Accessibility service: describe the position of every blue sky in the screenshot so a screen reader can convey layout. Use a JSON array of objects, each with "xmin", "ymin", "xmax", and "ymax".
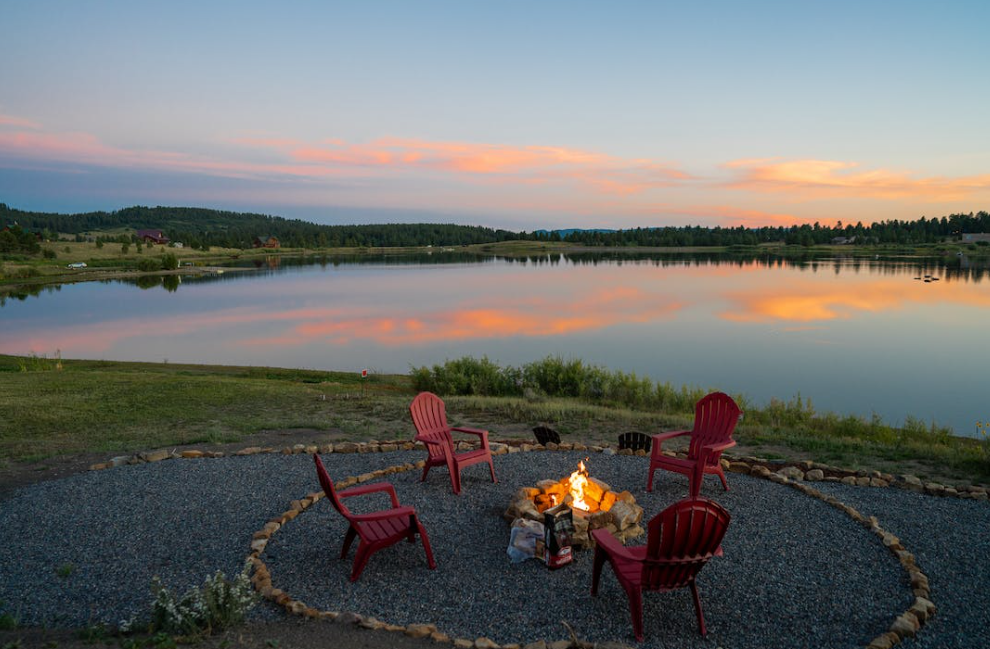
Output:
[{"xmin": 2, "ymin": 1, "xmax": 988, "ymax": 229}]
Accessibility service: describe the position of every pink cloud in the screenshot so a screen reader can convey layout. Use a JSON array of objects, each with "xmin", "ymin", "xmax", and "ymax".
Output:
[
  {"xmin": 725, "ymin": 158, "xmax": 990, "ymax": 201},
  {"xmin": 0, "ymin": 113, "xmax": 42, "ymax": 129}
]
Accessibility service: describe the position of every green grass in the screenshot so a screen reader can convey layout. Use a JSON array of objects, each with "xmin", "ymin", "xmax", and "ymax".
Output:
[{"xmin": 2, "ymin": 354, "xmax": 987, "ymax": 485}]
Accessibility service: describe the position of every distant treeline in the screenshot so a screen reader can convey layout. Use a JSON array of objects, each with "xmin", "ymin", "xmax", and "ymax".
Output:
[
  {"xmin": 2, "ymin": 203, "xmax": 988, "ymax": 250},
  {"xmin": 560, "ymin": 212, "xmax": 990, "ymax": 247}
]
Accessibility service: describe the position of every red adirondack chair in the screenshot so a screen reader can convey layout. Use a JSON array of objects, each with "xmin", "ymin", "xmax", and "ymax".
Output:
[
  {"xmin": 313, "ymin": 453, "xmax": 436, "ymax": 582},
  {"xmin": 409, "ymin": 391, "xmax": 497, "ymax": 495},
  {"xmin": 591, "ymin": 497, "xmax": 731, "ymax": 641},
  {"xmin": 647, "ymin": 392, "xmax": 741, "ymax": 497}
]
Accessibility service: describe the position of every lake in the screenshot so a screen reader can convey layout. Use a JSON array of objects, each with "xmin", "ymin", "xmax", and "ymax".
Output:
[{"xmin": 2, "ymin": 250, "xmax": 988, "ymax": 437}]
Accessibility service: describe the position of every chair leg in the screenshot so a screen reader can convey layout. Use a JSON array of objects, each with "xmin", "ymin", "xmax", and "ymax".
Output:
[
  {"xmin": 488, "ymin": 457, "xmax": 497, "ymax": 483},
  {"xmin": 717, "ymin": 466, "xmax": 730, "ymax": 491},
  {"xmin": 590, "ymin": 546, "xmax": 607, "ymax": 595},
  {"xmin": 340, "ymin": 526, "xmax": 357, "ymax": 559},
  {"xmin": 626, "ymin": 584, "xmax": 645, "ymax": 642},
  {"xmin": 646, "ymin": 464, "xmax": 656, "ymax": 492},
  {"xmin": 415, "ymin": 517, "xmax": 437, "ymax": 569},
  {"xmin": 690, "ymin": 581, "xmax": 707, "ymax": 636},
  {"xmin": 350, "ymin": 544, "xmax": 372, "ymax": 582},
  {"xmin": 420, "ymin": 462, "xmax": 432, "ymax": 483}
]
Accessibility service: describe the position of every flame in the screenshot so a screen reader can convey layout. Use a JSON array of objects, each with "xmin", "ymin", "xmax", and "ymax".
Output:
[{"xmin": 568, "ymin": 460, "xmax": 592, "ymax": 511}]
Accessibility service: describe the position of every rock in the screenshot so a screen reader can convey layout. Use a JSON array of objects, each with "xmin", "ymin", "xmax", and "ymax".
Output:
[
  {"xmin": 88, "ymin": 462, "xmax": 110, "ymax": 471},
  {"xmin": 474, "ymin": 638, "xmax": 499, "ymax": 649},
  {"xmin": 890, "ymin": 612, "xmax": 920, "ymax": 638},
  {"xmin": 109, "ymin": 455, "xmax": 131, "ymax": 467},
  {"xmin": 454, "ymin": 640, "xmax": 474, "ymax": 649},
  {"xmin": 335, "ymin": 611, "xmax": 362, "ymax": 625},
  {"xmin": 404, "ymin": 623, "xmax": 436, "ymax": 638},
  {"xmin": 602, "ymin": 447, "xmax": 616, "ymax": 455},
  {"xmin": 235, "ymin": 446, "xmax": 263, "ymax": 456},
  {"xmin": 855, "ymin": 477, "xmax": 871, "ymax": 487},
  {"xmin": 866, "ymin": 632, "xmax": 899, "ymax": 649},
  {"xmin": 776, "ymin": 466, "xmax": 804, "ymax": 480},
  {"xmin": 549, "ymin": 641, "xmax": 571, "ymax": 649},
  {"xmin": 335, "ymin": 442, "xmax": 359, "ymax": 454},
  {"xmin": 909, "ymin": 596, "xmax": 936, "ymax": 623},
  {"xmin": 925, "ymin": 483, "xmax": 946, "ymax": 496},
  {"xmin": 142, "ymin": 449, "xmax": 171, "ymax": 463},
  {"xmin": 522, "ymin": 642, "xmax": 547, "ymax": 649},
  {"xmin": 727, "ymin": 462, "xmax": 750, "ymax": 474},
  {"xmin": 304, "ymin": 445, "xmax": 318, "ymax": 454},
  {"xmin": 180, "ymin": 450, "xmax": 204, "ymax": 458},
  {"xmin": 430, "ymin": 632, "xmax": 450, "ymax": 643},
  {"xmin": 805, "ymin": 469, "xmax": 825, "ymax": 481}
]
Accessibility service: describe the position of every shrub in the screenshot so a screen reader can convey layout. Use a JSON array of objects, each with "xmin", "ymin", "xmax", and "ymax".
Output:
[
  {"xmin": 161, "ymin": 253, "xmax": 179, "ymax": 270},
  {"xmin": 43, "ymin": 248, "xmax": 57, "ymax": 259},
  {"xmin": 149, "ymin": 564, "xmax": 256, "ymax": 636},
  {"xmin": 138, "ymin": 258, "xmax": 160, "ymax": 272}
]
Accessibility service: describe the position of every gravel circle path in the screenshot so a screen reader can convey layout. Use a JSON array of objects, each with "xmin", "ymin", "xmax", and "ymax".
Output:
[{"xmin": 1, "ymin": 450, "xmax": 985, "ymax": 648}]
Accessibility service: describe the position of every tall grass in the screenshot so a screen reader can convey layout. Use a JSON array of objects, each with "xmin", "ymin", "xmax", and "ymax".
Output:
[{"xmin": 411, "ymin": 355, "xmax": 707, "ymax": 413}]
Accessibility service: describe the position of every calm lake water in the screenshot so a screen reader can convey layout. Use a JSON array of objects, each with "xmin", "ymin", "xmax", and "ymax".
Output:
[{"xmin": 2, "ymin": 251, "xmax": 989, "ymax": 437}]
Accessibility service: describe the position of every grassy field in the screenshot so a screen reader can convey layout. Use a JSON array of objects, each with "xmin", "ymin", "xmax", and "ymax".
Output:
[{"xmin": 2, "ymin": 354, "xmax": 987, "ymax": 485}]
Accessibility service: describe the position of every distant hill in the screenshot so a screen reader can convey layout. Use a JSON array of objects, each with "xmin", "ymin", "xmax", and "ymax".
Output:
[{"xmin": 0, "ymin": 204, "xmax": 531, "ymax": 250}]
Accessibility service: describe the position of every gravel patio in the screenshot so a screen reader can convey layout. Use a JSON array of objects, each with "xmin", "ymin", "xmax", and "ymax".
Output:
[{"xmin": 1, "ymin": 448, "xmax": 987, "ymax": 648}]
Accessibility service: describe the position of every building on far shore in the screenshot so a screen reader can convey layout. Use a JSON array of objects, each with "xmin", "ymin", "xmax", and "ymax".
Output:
[
  {"xmin": 253, "ymin": 235, "xmax": 280, "ymax": 249},
  {"xmin": 137, "ymin": 229, "xmax": 170, "ymax": 245},
  {"xmin": 961, "ymin": 233, "xmax": 990, "ymax": 243}
]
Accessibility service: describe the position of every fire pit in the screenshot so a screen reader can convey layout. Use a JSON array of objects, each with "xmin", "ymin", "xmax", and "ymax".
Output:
[{"xmin": 504, "ymin": 459, "xmax": 644, "ymax": 549}]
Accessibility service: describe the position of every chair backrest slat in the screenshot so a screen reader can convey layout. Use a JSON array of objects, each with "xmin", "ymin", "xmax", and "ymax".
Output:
[
  {"xmin": 643, "ymin": 498, "xmax": 730, "ymax": 591},
  {"xmin": 314, "ymin": 453, "xmax": 350, "ymax": 517},
  {"xmin": 410, "ymin": 392, "xmax": 455, "ymax": 461},
  {"xmin": 687, "ymin": 392, "xmax": 741, "ymax": 463}
]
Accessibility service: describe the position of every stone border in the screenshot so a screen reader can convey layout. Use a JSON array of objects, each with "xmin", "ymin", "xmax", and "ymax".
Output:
[{"xmin": 221, "ymin": 441, "xmax": 941, "ymax": 649}]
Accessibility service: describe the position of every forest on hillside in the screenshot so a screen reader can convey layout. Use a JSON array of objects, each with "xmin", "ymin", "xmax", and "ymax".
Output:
[{"xmin": 2, "ymin": 203, "xmax": 988, "ymax": 251}]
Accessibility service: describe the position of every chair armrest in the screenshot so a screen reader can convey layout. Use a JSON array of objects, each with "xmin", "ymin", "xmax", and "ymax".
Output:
[
  {"xmin": 349, "ymin": 506, "xmax": 416, "ymax": 523},
  {"xmin": 338, "ymin": 481, "xmax": 401, "ymax": 508},
  {"xmin": 651, "ymin": 429, "xmax": 689, "ymax": 455},
  {"xmin": 590, "ymin": 528, "xmax": 639, "ymax": 563},
  {"xmin": 415, "ymin": 433, "xmax": 448, "ymax": 448},
  {"xmin": 704, "ymin": 439, "xmax": 737, "ymax": 453},
  {"xmin": 696, "ymin": 439, "xmax": 737, "ymax": 467},
  {"xmin": 452, "ymin": 427, "xmax": 489, "ymax": 447}
]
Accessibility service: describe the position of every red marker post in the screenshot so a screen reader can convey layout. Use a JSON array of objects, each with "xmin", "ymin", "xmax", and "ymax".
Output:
[{"xmin": 361, "ymin": 369, "xmax": 368, "ymax": 396}]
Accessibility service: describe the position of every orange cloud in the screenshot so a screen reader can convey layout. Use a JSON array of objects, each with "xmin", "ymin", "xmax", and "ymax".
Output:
[
  {"xmin": 239, "ymin": 135, "xmax": 691, "ymax": 194},
  {"xmin": 725, "ymin": 158, "xmax": 990, "ymax": 201}
]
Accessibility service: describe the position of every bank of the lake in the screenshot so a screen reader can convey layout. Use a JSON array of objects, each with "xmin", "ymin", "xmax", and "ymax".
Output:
[{"xmin": 1, "ymin": 355, "xmax": 986, "ymax": 488}]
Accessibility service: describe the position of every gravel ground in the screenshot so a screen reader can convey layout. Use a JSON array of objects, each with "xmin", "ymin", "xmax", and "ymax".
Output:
[
  {"xmin": 811, "ymin": 481, "xmax": 990, "ymax": 649},
  {"xmin": 0, "ymin": 449, "xmax": 979, "ymax": 649}
]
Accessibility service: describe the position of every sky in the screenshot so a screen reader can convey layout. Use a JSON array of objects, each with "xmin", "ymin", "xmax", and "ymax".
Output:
[{"xmin": 2, "ymin": 1, "xmax": 989, "ymax": 231}]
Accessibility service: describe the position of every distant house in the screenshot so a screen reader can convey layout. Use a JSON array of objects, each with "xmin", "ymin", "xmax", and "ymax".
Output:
[
  {"xmin": 137, "ymin": 229, "xmax": 170, "ymax": 245},
  {"xmin": 831, "ymin": 236, "xmax": 856, "ymax": 245},
  {"xmin": 253, "ymin": 235, "xmax": 280, "ymax": 249},
  {"xmin": 961, "ymin": 233, "xmax": 990, "ymax": 243}
]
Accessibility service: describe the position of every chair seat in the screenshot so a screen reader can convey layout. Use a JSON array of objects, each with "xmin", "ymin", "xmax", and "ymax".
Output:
[
  {"xmin": 356, "ymin": 516, "xmax": 410, "ymax": 542},
  {"xmin": 455, "ymin": 448, "xmax": 490, "ymax": 463},
  {"xmin": 652, "ymin": 455, "xmax": 697, "ymax": 471}
]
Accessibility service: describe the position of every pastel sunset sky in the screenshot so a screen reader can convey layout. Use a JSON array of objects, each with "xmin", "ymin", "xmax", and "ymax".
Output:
[{"xmin": 2, "ymin": 1, "xmax": 988, "ymax": 230}]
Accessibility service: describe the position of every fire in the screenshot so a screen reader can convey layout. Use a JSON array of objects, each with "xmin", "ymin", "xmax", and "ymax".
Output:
[{"xmin": 568, "ymin": 460, "xmax": 592, "ymax": 511}]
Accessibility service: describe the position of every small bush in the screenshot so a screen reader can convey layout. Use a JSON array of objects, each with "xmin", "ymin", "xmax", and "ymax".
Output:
[
  {"xmin": 160, "ymin": 253, "xmax": 179, "ymax": 270},
  {"xmin": 138, "ymin": 258, "xmax": 160, "ymax": 272},
  {"xmin": 149, "ymin": 564, "xmax": 256, "ymax": 636},
  {"xmin": 42, "ymin": 248, "xmax": 57, "ymax": 259}
]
